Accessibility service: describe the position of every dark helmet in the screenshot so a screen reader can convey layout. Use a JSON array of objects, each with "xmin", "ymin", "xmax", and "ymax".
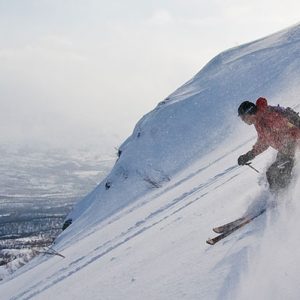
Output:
[{"xmin": 238, "ymin": 101, "xmax": 257, "ymax": 116}]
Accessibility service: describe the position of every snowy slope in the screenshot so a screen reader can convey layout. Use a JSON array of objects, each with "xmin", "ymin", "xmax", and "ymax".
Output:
[{"xmin": 2, "ymin": 23, "xmax": 300, "ymax": 300}]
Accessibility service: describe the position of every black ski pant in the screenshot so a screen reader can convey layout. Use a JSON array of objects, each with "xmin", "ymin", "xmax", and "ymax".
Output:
[{"xmin": 266, "ymin": 152, "xmax": 295, "ymax": 192}]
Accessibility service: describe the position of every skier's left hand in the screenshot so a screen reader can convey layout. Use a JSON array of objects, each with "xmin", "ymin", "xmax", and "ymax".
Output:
[{"xmin": 238, "ymin": 151, "xmax": 255, "ymax": 165}]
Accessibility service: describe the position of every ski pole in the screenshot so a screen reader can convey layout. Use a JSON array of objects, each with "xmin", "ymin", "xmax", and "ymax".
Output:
[{"xmin": 245, "ymin": 162, "xmax": 260, "ymax": 173}]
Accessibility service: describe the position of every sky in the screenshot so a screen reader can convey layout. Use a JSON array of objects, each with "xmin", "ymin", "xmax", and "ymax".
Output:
[{"xmin": 1, "ymin": 0, "xmax": 300, "ymax": 152}]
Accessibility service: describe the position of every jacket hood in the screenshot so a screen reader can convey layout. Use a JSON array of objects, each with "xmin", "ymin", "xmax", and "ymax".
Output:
[{"xmin": 256, "ymin": 97, "xmax": 268, "ymax": 112}]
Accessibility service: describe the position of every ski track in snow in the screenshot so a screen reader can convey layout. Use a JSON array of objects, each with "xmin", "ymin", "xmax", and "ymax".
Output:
[
  {"xmin": 7, "ymin": 136, "xmax": 258, "ymax": 300},
  {"xmin": 57, "ymin": 137, "xmax": 253, "ymax": 252},
  {"xmin": 9, "ymin": 156, "xmax": 243, "ymax": 300}
]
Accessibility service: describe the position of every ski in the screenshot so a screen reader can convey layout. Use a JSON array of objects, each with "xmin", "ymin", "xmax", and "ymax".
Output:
[
  {"xmin": 207, "ymin": 209, "xmax": 266, "ymax": 245},
  {"xmin": 213, "ymin": 217, "xmax": 246, "ymax": 234},
  {"xmin": 207, "ymin": 218, "xmax": 252, "ymax": 245}
]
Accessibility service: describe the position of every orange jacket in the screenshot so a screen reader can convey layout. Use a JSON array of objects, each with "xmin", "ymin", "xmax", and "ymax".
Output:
[{"xmin": 252, "ymin": 97, "xmax": 300, "ymax": 156}]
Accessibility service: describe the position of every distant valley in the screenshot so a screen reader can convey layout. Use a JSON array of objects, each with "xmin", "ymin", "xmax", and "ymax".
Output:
[{"xmin": 0, "ymin": 144, "xmax": 114, "ymax": 279}]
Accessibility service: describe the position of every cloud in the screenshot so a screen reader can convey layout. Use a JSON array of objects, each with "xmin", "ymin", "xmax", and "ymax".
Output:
[{"xmin": 148, "ymin": 10, "xmax": 174, "ymax": 25}]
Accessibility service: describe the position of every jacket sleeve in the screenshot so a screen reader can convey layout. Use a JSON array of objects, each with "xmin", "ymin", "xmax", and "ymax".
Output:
[{"xmin": 251, "ymin": 134, "xmax": 269, "ymax": 156}]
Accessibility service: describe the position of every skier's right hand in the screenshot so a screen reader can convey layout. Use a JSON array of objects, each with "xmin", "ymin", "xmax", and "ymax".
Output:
[{"xmin": 238, "ymin": 151, "xmax": 255, "ymax": 165}]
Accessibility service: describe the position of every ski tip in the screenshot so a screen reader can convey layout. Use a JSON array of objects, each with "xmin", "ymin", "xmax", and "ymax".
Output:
[{"xmin": 206, "ymin": 238, "xmax": 215, "ymax": 245}]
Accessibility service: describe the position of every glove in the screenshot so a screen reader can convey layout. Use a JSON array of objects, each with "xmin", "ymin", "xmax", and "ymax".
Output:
[{"xmin": 238, "ymin": 151, "xmax": 255, "ymax": 166}]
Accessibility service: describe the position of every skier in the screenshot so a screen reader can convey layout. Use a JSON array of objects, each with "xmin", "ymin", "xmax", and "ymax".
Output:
[
  {"xmin": 237, "ymin": 97, "xmax": 300, "ymax": 192},
  {"xmin": 207, "ymin": 98, "xmax": 300, "ymax": 245}
]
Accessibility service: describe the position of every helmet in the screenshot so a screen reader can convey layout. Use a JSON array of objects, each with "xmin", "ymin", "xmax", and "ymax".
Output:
[{"xmin": 238, "ymin": 101, "xmax": 257, "ymax": 116}]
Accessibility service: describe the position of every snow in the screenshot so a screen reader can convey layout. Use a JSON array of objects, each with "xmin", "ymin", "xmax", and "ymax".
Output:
[{"xmin": 2, "ymin": 23, "xmax": 300, "ymax": 299}]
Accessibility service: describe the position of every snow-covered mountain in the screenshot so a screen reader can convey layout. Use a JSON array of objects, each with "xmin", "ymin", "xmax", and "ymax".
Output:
[{"xmin": 2, "ymin": 23, "xmax": 300, "ymax": 300}]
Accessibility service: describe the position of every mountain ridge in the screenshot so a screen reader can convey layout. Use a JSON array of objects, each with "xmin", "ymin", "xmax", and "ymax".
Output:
[{"xmin": 2, "ymin": 23, "xmax": 300, "ymax": 300}]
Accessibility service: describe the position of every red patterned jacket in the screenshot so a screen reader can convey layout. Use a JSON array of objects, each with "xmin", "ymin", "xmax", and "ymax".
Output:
[{"xmin": 252, "ymin": 97, "xmax": 300, "ymax": 156}]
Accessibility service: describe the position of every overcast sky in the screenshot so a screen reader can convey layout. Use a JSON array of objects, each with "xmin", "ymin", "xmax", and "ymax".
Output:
[{"xmin": 1, "ymin": 0, "xmax": 299, "ymax": 151}]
